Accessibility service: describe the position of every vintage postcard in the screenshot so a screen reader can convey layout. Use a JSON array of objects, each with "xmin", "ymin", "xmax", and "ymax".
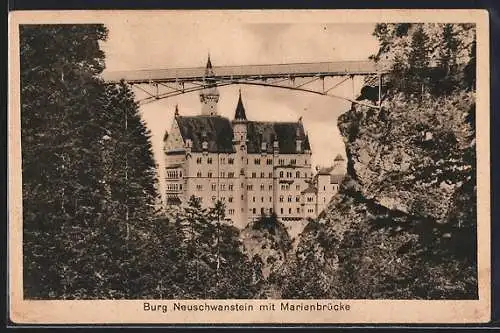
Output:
[{"xmin": 8, "ymin": 9, "xmax": 490, "ymax": 324}]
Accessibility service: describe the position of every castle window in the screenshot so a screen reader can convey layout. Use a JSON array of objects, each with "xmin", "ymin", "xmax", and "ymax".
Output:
[
  {"xmin": 207, "ymin": 157, "xmax": 212, "ymax": 164},
  {"xmin": 220, "ymin": 157, "xmax": 225, "ymax": 164},
  {"xmin": 229, "ymin": 197, "xmax": 233, "ymax": 203},
  {"xmin": 279, "ymin": 171, "xmax": 284, "ymax": 178},
  {"xmin": 260, "ymin": 172, "xmax": 265, "ymax": 178},
  {"xmin": 267, "ymin": 159, "xmax": 273, "ymax": 165},
  {"xmin": 279, "ymin": 196, "xmax": 284, "ymax": 202},
  {"xmin": 323, "ymin": 186, "xmax": 326, "ymax": 191},
  {"xmin": 269, "ymin": 197, "xmax": 272, "ymax": 202},
  {"xmin": 229, "ymin": 184, "xmax": 234, "ymax": 191},
  {"xmin": 269, "ymin": 172, "xmax": 273, "ymax": 178},
  {"xmin": 289, "ymin": 208, "xmax": 292, "ymax": 214},
  {"xmin": 279, "ymin": 159, "xmax": 285, "ymax": 165},
  {"xmin": 196, "ymin": 184, "xmax": 203, "ymax": 191},
  {"xmin": 220, "ymin": 184, "xmax": 226, "ymax": 191},
  {"xmin": 261, "ymin": 197, "xmax": 264, "ymax": 203},
  {"xmin": 288, "ymin": 196, "xmax": 292, "ymax": 202},
  {"xmin": 228, "ymin": 158, "xmax": 234, "ymax": 164},
  {"xmin": 179, "ymin": 171, "xmax": 183, "ymax": 177},
  {"xmin": 197, "ymin": 171, "xmax": 202, "ymax": 177},
  {"xmin": 196, "ymin": 157, "xmax": 202, "ymax": 164},
  {"xmin": 253, "ymin": 197, "xmax": 256, "ymax": 202},
  {"xmin": 220, "ymin": 172, "xmax": 225, "ymax": 178},
  {"xmin": 208, "ymin": 172, "xmax": 213, "ymax": 178},
  {"xmin": 252, "ymin": 172, "xmax": 256, "ymax": 178},
  {"xmin": 228, "ymin": 172, "xmax": 234, "ymax": 178},
  {"xmin": 297, "ymin": 207, "xmax": 300, "ymax": 213},
  {"xmin": 260, "ymin": 184, "xmax": 265, "ymax": 191},
  {"xmin": 241, "ymin": 183, "xmax": 244, "ymax": 189},
  {"xmin": 252, "ymin": 208, "xmax": 256, "ymax": 214},
  {"xmin": 296, "ymin": 171, "xmax": 300, "ymax": 178},
  {"xmin": 211, "ymin": 183, "xmax": 217, "ymax": 191},
  {"xmin": 254, "ymin": 158, "xmax": 261, "ymax": 165},
  {"xmin": 291, "ymin": 159, "xmax": 296, "ymax": 165},
  {"xmin": 296, "ymin": 196, "xmax": 300, "ymax": 202},
  {"xmin": 228, "ymin": 209, "xmax": 234, "ymax": 215},
  {"xmin": 280, "ymin": 208, "xmax": 284, "ymax": 214},
  {"xmin": 269, "ymin": 185, "xmax": 272, "ymax": 190},
  {"xmin": 304, "ymin": 172, "xmax": 308, "ymax": 178},
  {"xmin": 212, "ymin": 196, "xmax": 216, "ymax": 201},
  {"xmin": 247, "ymin": 184, "xmax": 253, "ymax": 191},
  {"xmin": 180, "ymin": 184, "xmax": 183, "ymax": 190},
  {"xmin": 241, "ymin": 195, "xmax": 244, "ymax": 200},
  {"xmin": 296, "ymin": 185, "xmax": 300, "ymax": 190}
]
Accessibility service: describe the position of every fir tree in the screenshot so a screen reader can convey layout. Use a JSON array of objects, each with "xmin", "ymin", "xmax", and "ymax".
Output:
[
  {"xmin": 407, "ymin": 25, "xmax": 430, "ymax": 95},
  {"xmin": 21, "ymin": 24, "xmax": 109, "ymax": 298}
]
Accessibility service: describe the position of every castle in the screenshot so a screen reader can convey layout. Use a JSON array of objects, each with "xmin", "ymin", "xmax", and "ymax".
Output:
[{"xmin": 163, "ymin": 57, "xmax": 345, "ymax": 229}]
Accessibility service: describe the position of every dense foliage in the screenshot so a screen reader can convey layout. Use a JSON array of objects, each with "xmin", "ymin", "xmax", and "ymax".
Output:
[
  {"xmin": 21, "ymin": 25, "xmax": 257, "ymax": 299},
  {"xmin": 280, "ymin": 23, "xmax": 478, "ymax": 299},
  {"xmin": 21, "ymin": 23, "xmax": 478, "ymax": 300}
]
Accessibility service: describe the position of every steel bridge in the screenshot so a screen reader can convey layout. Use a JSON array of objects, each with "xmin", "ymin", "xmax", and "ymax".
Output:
[{"xmin": 102, "ymin": 60, "xmax": 389, "ymax": 109}]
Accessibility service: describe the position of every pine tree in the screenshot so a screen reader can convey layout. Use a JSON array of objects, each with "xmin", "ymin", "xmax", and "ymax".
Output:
[
  {"xmin": 21, "ymin": 24, "xmax": 109, "ymax": 298},
  {"xmin": 21, "ymin": 25, "xmax": 161, "ymax": 299},
  {"xmin": 407, "ymin": 25, "xmax": 430, "ymax": 96}
]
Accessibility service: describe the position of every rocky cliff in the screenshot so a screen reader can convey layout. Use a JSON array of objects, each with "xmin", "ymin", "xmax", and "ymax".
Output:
[{"xmin": 280, "ymin": 23, "xmax": 478, "ymax": 299}]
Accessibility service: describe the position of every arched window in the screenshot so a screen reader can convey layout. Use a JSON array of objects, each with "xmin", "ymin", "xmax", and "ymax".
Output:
[
  {"xmin": 279, "ymin": 171, "xmax": 284, "ymax": 178},
  {"xmin": 296, "ymin": 171, "xmax": 300, "ymax": 178}
]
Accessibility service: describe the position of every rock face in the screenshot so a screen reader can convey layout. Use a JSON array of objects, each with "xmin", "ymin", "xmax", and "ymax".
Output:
[
  {"xmin": 240, "ymin": 216, "xmax": 293, "ymax": 298},
  {"xmin": 337, "ymin": 92, "xmax": 474, "ymax": 222},
  {"xmin": 281, "ymin": 24, "xmax": 478, "ymax": 299}
]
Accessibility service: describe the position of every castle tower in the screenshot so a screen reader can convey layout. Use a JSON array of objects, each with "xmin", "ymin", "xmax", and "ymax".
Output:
[
  {"xmin": 232, "ymin": 90, "xmax": 248, "ymax": 228},
  {"xmin": 199, "ymin": 54, "xmax": 220, "ymax": 116}
]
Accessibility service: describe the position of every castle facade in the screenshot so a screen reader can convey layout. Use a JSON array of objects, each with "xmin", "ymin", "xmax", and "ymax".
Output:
[{"xmin": 163, "ymin": 57, "xmax": 345, "ymax": 229}]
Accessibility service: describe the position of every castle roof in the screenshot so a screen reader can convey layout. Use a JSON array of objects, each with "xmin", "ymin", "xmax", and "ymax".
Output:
[
  {"xmin": 175, "ymin": 115, "xmax": 311, "ymax": 154},
  {"xmin": 234, "ymin": 90, "xmax": 247, "ymax": 120},
  {"xmin": 176, "ymin": 116, "xmax": 235, "ymax": 153},
  {"xmin": 316, "ymin": 167, "xmax": 345, "ymax": 184},
  {"xmin": 246, "ymin": 121, "xmax": 310, "ymax": 154},
  {"xmin": 334, "ymin": 154, "xmax": 345, "ymax": 161},
  {"xmin": 301, "ymin": 184, "xmax": 317, "ymax": 194}
]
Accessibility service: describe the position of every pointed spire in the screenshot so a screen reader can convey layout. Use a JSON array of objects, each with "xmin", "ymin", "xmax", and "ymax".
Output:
[
  {"xmin": 234, "ymin": 89, "xmax": 247, "ymax": 121},
  {"xmin": 334, "ymin": 153, "xmax": 344, "ymax": 161},
  {"xmin": 206, "ymin": 53, "xmax": 212, "ymax": 69},
  {"xmin": 205, "ymin": 53, "xmax": 214, "ymax": 76},
  {"xmin": 174, "ymin": 104, "xmax": 179, "ymax": 116}
]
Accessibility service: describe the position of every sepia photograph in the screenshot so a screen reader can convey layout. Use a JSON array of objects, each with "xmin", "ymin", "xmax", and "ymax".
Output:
[{"xmin": 8, "ymin": 10, "xmax": 490, "ymax": 324}]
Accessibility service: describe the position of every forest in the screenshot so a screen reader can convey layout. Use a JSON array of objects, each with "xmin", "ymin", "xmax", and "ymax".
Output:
[{"xmin": 21, "ymin": 23, "xmax": 477, "ymax": 300}]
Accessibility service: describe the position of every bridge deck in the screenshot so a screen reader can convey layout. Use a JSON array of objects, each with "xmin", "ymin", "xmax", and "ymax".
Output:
[{"xmin": 103, "ymin": 60, "xmax": 387, "ymax": 84}]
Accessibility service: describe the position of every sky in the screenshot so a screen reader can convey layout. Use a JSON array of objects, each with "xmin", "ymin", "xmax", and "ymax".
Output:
[{"xmin": 99, "ymin": 16, "xmax": 380, "ymax": 200}]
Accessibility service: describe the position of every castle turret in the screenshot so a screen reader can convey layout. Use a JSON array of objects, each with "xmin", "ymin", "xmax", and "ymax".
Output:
[
  {"xmin": 232, "ymin": 90, "xmax": 248, "ymax": 228},
  {"xmin": 199, "ymin": 54, "xmax": 220, "ymax": 116},
  {"xmin": 232, "ymin": 89, "xmax": 248, "ymax": 144}
]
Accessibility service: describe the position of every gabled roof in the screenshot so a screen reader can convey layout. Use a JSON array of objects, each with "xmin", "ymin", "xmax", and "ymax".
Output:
[
  {"xmin": 246, "ymin": 121, "xmax": 310, "ymax": 154},
  {"xmin": 317, "ymin": 166, "xmax": 335, "ymax": 175},
  {"xmin": 301, "ymin": 184, "xmax": 317, "ymax": 194},
  {"xmin": 176, "ymin": 116, "xmax": 235, "ymax": 153},
  {"xmin": 330, "ymin": 174, "xmax": 345, "ymax": 184}
]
